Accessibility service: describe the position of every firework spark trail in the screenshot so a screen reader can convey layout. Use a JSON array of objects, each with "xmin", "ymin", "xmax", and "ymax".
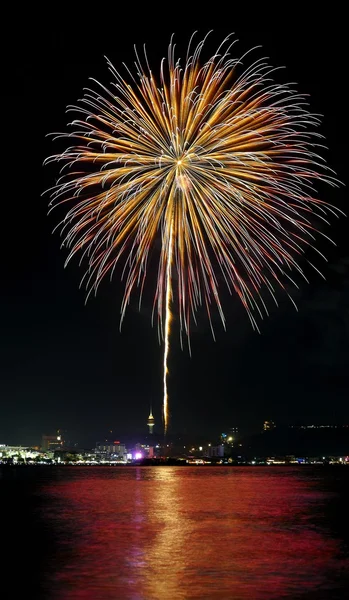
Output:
[
  {"xmin": 45, "ymin": 33, "xmax": 342, "ymax": 433},
  {"xmin": 163, "ymin": 215, "xmax": 174, "ymax": 433}
]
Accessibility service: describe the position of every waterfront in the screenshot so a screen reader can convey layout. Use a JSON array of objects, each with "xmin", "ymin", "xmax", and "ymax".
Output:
[{"xmin": 2, "ymin": 466, "xmax": 348, "ymax": 599}]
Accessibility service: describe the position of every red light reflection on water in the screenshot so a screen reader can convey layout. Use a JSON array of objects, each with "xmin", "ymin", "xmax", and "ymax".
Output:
[{"xmin": 42, "ymin": 467, "xmax": 347, "ymax": 599}]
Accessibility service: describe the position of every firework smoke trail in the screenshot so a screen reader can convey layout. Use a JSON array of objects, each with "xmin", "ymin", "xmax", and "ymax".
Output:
[{"xmin": 45, "ymin": 33, "xmax": 342, "ymax": 433}]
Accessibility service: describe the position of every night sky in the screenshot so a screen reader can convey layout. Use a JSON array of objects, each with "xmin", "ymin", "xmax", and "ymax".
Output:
[{"xmin": 2, "ymin": 8, "xmax": 347, "ymax": 447}]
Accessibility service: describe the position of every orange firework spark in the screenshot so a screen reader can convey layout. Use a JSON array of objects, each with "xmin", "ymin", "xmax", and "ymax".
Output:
[{"xmin": 45, "ymin": 33, "xmax": 341, "ymax": 433}]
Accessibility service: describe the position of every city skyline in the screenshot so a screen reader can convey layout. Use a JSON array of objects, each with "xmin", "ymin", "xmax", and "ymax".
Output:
[
  {"xmin": 1, "ymin": 420, "xmax": 348, "ymax": 466},
  {"xmin": 2, "ymin": 418, "xmax": 349, "ymax": 452},
  {"xmin": 1, "ymin": 10, "xmax": 348, "ymax": 448}
]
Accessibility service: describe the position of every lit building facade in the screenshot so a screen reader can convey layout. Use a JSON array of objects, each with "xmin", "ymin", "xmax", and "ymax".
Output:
[
  {"xmin": 207, "ymin": 445, "xmax": 225, "ymax": 458},
  {"xmin": 0, "ymin": 446, "xmax": 41, "ymax": 462},
  {"xmin": 42, "ymin": 430, "xmax": 64, "ymax": 451},
  {"xmin": 95, "ymin": 441, "xmax": 127, "ymax": 461}
]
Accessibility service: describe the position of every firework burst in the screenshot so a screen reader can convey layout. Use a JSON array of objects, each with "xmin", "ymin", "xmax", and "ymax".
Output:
[{"xmin": 45, "ymin": 33, "xmax": 341, "ymax": 433}]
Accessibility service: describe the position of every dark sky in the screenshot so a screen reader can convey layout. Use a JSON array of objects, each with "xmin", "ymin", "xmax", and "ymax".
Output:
[{"xmin": 1, "ymin": 7, "xmax": 348, "ymax": 447}]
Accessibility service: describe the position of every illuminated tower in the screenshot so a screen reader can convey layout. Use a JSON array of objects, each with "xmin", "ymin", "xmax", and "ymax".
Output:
[{"xmin": 147, "ymin": 407, "xmax": 155, "ymax": 434}]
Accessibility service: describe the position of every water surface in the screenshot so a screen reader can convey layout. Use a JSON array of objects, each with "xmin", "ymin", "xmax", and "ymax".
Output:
[{"xmin": 2, "ymin": 466, "xmax": 348, "ymax": 599}]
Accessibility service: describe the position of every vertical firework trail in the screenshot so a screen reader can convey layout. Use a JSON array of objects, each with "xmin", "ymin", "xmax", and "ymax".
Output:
[
  {"xmin": 163, "ymin": 215, "xmax": 174, "ymax": 433},
  {"xmin": 46, "ymin": 34, "xmax": 341, "ymax": 434}
]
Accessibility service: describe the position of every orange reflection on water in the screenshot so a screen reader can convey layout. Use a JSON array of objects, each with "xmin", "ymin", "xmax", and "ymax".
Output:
[
  {"xmin": 42, "ymin": 467, "xmax": 348, "ymax": 599},
  {"xmin": 142, "ymin": 468, "xmax": 187, "ymax": 599}
]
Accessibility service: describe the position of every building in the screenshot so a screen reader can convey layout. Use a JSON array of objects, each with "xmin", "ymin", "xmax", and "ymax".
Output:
[
  {"xmin": 41, "ymin": 430, "xmax": 64, "ymax": 451},
  {"xmin": 95, "ymin": 441, "xmax": 127, "ymax": 461},
  {"xmin": 147, "ymin": 407, "xmax": 155, "ymax": 434},
  {"xmin": 207, "ymin": 444, "xmax": 225, "ymax": 458},
  {"xmin": 263, "ymin": 420, "xmax": 276, "ymax": 432},
  {"xmin": 0, "ymin": 445, "xmax": 40, "ymax": 461}
]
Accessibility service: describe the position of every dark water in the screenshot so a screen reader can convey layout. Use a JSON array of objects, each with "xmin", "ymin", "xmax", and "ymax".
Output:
[{"xmin": 2, "ymin": 466, "xmax": 348, "ymax": 599}]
